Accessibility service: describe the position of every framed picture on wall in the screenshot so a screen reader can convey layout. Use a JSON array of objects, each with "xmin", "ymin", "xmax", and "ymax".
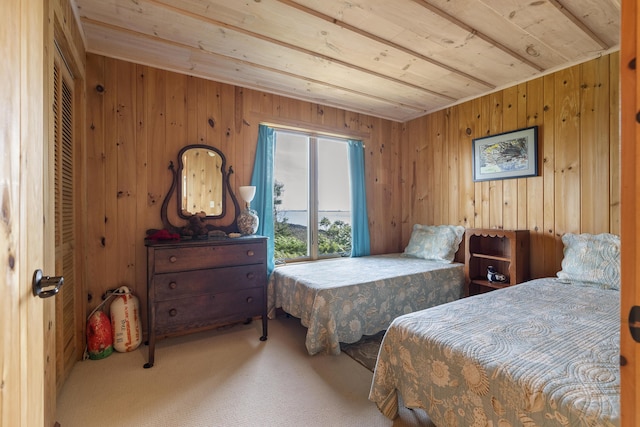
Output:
[{"xmin": 472, "ymin": 126, "xmax": 538, "ymax": 182}]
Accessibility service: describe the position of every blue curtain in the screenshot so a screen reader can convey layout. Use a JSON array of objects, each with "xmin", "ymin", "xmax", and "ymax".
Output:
[
  {"xmin": 347, "ymin": 139, "xmax": 371, "ymax": 257},
  {"xmin": 250, "ymin": 125, "xmax": 276, "ymax": 275}
]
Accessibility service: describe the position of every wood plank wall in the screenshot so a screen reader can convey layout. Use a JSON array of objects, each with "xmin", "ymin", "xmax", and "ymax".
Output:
[
  {"xmin": 84, "ymin": 54, "xmax": 403, "ymax": 325},
  {"xmin": 84, "ymin": 52, "xmax": 620, "ymax": 332},
  {"xmin": 401, "ymin": 52, "xmax": 620, "ymax": 280}
]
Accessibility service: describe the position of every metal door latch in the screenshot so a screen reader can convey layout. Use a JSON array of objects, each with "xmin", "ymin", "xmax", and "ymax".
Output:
[
  {"xmin": 32, "ymin": 269, "xmax": 64, "ymax": 298},
  {"xmin": 629, "ymin": 306, "xmax": 640, "ymax": 343}
]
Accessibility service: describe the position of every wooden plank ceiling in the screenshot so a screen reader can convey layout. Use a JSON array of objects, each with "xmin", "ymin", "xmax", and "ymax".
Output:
[{"xmin": 72, "ymin": 0, "xmax": 620, "ymax": 122}]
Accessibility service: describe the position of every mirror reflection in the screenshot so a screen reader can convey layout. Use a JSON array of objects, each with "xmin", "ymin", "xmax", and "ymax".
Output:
[{"xmin": 179, "ymin": 146, "xmax": 224, "ymax": 217}]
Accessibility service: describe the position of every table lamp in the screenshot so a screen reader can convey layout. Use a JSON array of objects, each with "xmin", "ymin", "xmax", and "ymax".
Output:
[{"xmin": 238, "ymin": 185, "xmax": 259, "ymax": 235}]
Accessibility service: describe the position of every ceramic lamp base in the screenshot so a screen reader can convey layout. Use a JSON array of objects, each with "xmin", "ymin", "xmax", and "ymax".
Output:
[{"xmin": 238, "ymin": 208, "xmax": 259, "ymax": 235}]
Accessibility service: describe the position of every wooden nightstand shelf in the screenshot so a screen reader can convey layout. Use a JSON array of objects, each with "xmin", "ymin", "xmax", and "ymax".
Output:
[{"xmin": 464, "ymin": 228, "xmax": 530, "ymax": 297}]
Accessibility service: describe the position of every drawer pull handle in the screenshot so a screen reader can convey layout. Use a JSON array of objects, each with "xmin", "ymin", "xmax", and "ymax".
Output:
[
  {"xmin": 169, "ymin": 256, "xmax": 177, "ymax": 263},
  {"xmin": 169, "ymin": 308, "xmax": 177, "ymax": 317},
  {"xmin": 246, "ymin": 250, "xmax": 254, "ymax": 257},
  {"xmin": 246, "ymin": 297, "xmax": 253, "ymax": 303},
  {"xmin": 169, "ymin": 282, "xmax": 177, "ymax": 290},
  {"xmin": 246, "ymin": 272, "xmax": 255, "ymax": 279}
]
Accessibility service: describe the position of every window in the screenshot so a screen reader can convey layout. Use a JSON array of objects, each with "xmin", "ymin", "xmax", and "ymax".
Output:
[{"xmin": 273, "ymin": 130, "xmax": 352, "ymax": 262}]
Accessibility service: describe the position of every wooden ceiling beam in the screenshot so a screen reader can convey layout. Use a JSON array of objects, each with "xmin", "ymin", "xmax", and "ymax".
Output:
[
  {"xmin": 151, "ymin": 0, "xmax": 459, "ymax": 101},
  {"xmin": 548, "ymin": 0, "xmax": 609, "ymax": 49},
  {"xmin": 408, "ymin": 0, "xmax": 545, "ymax": 72},
  {"xmin": 80, "ymin": 17, "xmax": 432, "ymax": 118},
  {"xmin": 277, "ymin": 0, "xmax": 496, "ymax": 89}
]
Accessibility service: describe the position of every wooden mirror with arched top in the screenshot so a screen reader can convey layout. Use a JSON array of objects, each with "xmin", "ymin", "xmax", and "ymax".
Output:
[{"xmin": 156, "ymin": 144, "xmax": 241, "ymax": 235}]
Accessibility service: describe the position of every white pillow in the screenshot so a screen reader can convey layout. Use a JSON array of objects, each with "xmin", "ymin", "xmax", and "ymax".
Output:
[
  {"xmin": 403, "ymin": 224, "xmax": 465, "ymax": 263},
  {"xmin": 557, "ymin": 232, "xmax": 620, "ymax": 290}
]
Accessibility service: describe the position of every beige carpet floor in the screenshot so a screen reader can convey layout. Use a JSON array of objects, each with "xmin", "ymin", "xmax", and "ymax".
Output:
[{"xmin": 56, "ymin": 315, "xmax": 434, "ymax": 427}]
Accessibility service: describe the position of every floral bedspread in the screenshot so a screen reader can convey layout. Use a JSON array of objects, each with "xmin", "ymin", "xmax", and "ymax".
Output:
[
  {"xmin": 267, "ymin": 253, "xmax": 465, "ymax": 355},
  {"xmin": 369, "ymin": 278, "xmax": 620, "ymax": 427}
]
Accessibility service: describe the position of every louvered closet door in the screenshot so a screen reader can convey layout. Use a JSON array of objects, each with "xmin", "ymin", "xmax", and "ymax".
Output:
[{"xmin": 52, "ymin": 49, "xmax": 80, "ymax": 391}]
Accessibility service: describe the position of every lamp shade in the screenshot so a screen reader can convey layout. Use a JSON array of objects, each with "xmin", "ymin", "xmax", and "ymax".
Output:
[
  {"xmin": 238, "ymin": 185, "xmax": 256, "ymax": 203},
  {"xmin": 237, "ymin": 185, "xmax": 258, "ymax": 235}
]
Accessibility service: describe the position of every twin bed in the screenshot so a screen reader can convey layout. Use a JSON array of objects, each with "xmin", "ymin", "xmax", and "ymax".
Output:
[
  {"xmin": 369, "ymin": 277, "xmax": 620, "ymax": 426},
  {"xmin": 267, "ymin": 253, "xmax": 464, "ymax": 355},
  {"xmin": 267, "ymin": 224, "xmax": 466, "ymax": 355},
  {"xmin": 370, "ymin": 232, "xmax": 621, "ymax": 426},
  {"xmin": 267, "ymin": 227, "xmax": 621, "ymax": 426}
]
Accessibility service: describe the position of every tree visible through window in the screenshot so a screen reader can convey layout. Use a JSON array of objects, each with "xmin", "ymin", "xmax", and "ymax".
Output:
[{"xmin": 273, "ymin": 130, "xmax": 352, "ymax": 262}]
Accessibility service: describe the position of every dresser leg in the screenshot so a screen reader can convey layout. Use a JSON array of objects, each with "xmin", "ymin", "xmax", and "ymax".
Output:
[
  {"xmin": 260, "ymin": 316, "xmax": 268, "ymax": 341},
  {"xmin": 144, "ymin": 335, "xmax": 156, "ymax": 368}
]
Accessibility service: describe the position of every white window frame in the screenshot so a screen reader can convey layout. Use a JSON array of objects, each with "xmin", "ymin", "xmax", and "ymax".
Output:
[{"xmin": 273, "ymin": 129, "xmax": 352, "ymax": 263}]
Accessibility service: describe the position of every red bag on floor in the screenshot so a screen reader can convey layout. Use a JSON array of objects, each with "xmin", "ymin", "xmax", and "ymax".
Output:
[{"xmin": 87, "ymin": 310, "xmax": 114, "ymax": 360}]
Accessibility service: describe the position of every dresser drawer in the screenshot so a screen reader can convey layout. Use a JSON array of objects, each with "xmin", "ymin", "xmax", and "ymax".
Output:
[
  {"xmin": 153, "ymin": 242, "xmax": 265, "ymax": 273},
  {"xmin": 154, "ymin": 287, "xmax": 264, "ymax": 335},
  {"xmin": 153, "ymin": 264, "xmax": 266, "ymax": 301}
]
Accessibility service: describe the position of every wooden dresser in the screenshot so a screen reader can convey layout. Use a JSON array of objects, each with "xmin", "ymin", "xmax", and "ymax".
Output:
[{"xmin": 144, "ymin": 235, "xmax": 268, "ymax": 368}]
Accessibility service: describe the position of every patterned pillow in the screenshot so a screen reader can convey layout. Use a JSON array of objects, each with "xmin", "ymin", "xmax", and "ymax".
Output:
[
  {"xmin": 403, "ymin": 224, "xmax": 465, "ymax": 263},
  {"xmin": 557, "ymin": 233, "xmax": 620, "ymax": 290}
]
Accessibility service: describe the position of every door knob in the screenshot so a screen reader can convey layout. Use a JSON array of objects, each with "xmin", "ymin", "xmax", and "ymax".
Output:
[
  {"xmin": 32, "ymin": 269, "xmax": 64, "ymax": 298},
  {"xmin": 629, "ymin": 306, "xmax": 640, "ymax": 343}
]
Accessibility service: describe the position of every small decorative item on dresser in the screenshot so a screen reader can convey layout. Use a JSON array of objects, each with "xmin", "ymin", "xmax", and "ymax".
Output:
[{"xmin": 238, "ymin": 185, "xmax": 259, "ymax": 235}]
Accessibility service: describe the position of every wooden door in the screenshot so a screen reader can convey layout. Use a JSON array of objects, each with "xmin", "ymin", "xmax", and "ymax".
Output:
[
  {"xmin": 52, "ymin": 44, "xmax": 81, "ymax": 393},
  {"xmin": 42, "ymin": 44, "xmax": 81, "ymax": 425},
  {"xmin": 0, "ymin": 0, "xmax": 46, "ymax": 426},
  {"xmin": 620, "ymin": 0, "xmax": 640, "ymax": 425}
]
